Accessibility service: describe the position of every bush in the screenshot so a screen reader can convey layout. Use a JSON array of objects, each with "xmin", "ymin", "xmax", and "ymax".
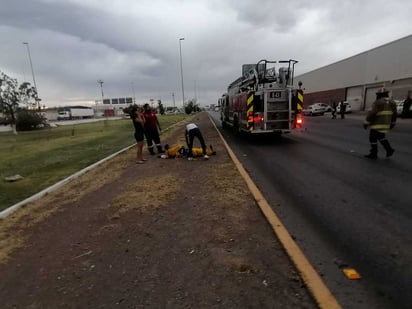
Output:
[{"xmin": 16, "ymin": 110, "xmax": 48, "ymax": 131}]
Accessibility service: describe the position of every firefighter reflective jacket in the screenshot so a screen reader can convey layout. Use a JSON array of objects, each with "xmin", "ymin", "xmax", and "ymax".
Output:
[{"xmin": 364, "ymin": 97, "xmax": 397, "ymax": 133}]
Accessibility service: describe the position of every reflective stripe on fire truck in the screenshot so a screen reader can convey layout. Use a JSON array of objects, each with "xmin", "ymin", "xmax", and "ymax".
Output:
[
  {"xmin": 247, "ymin": 93, "xmax": 254, "ymax": 131},
  {"xmin": 297, "ymin": 89, "xmax": 303, "ymax": 112}
]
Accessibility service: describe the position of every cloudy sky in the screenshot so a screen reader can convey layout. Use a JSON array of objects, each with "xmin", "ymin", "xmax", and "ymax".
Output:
[{"xmin": 1, "ymin": 0, "xmax": 411, "ymax": 108}]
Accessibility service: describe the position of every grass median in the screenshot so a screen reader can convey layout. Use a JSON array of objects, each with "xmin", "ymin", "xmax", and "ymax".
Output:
[{"xmin": 0, "ymin": 114, "xmax": 188, "ymax": 211}]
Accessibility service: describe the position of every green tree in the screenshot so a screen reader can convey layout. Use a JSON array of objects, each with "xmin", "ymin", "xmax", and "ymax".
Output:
[
  {"xmin": 15, "ymin": 109, "xmax": 47, "ymax": 131},
  {"xmin": 0, "ymin": 71, "xmax": 39, "ymax": 134},
  {"xmin": 184, "ymin": 101, "xmax": 194, "ymax": 114},
  {"xmin": 184, "ymin": 100, "xmax": 200, "ymax": 114}
]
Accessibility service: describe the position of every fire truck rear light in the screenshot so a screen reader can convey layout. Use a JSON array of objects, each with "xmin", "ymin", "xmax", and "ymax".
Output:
[{"xmin": 295, "ymin": 115, "xmax": 303, "ymax": 128}]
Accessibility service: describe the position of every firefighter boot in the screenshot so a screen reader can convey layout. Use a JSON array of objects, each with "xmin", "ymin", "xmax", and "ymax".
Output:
[
  {"xmin": 380, "ymin": 139, "xmax": 395, "ymax": 157},
  {"xmin": 364, "ymin": 143, "xmax": 378, "ymax": 159},
  {"xmin": 156, "ymin": 144, "xmax": 164, "ymax": 154}
]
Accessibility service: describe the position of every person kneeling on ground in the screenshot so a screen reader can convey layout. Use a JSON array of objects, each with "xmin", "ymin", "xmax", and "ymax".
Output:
[{"xmin": 185, "ymin": 123, "xmax": 209, "ymax": 160}]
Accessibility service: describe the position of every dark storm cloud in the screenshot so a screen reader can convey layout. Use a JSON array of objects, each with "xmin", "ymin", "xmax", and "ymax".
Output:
[{"xmin": 0, "ymin": 0, "xmax": 411, "ymax": 107}]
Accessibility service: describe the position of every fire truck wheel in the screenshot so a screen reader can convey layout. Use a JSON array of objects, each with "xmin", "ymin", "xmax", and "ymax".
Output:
[{"xmin": 233, "ymin": 117, "xmax": 240, "ymax": 135}]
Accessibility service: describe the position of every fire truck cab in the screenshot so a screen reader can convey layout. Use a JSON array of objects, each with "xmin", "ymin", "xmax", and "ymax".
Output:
[{"xmin": 220, "ymin": 59, "xmax": 302, "ymax": 135}]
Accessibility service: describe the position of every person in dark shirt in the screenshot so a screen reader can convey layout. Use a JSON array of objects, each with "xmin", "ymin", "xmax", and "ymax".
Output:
[
  {"xmin": 402, "ymin": 92, "xmax": 412, "ymax": 118},
  {"xmin": 331, "ymin": 102, "xmax": 337, "ymax": 119},
  {"xmin": 340, "ymin": 101, "xmax": 346, "ymax": 119},
  {"xmin": 130, "ymin": 106, "xmax": 146, "ymax": 164},
  {"xmin": 143, "ymin": 103, "xmax": 164, "ymax": 155}
]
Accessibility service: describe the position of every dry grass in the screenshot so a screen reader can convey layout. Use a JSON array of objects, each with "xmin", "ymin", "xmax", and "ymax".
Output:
[
  {"xmin": 110, "ymin": 174, "xmax": 182, "ymax": 215},
  {"xmin": 203, "ymin": 163, "xmax": 250, "ymax": 207},
  {"xmin": 0, "ymin": 149, "xmax": 131, "ymax": 264}
]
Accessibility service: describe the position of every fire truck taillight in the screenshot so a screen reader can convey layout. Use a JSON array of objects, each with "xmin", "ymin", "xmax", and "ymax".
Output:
[
  {"xmin": 253, "ymin": 113, "xmax": 264, "ymax": 130},
  {"xmin": 296, "ymin": 115, "xmax": 303, "ymax": 128}
]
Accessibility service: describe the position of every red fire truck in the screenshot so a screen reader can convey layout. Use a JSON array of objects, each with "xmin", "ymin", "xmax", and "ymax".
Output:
[{"xmin": 220, "ymin": 59, "xmax": 303, "ymax": 135}]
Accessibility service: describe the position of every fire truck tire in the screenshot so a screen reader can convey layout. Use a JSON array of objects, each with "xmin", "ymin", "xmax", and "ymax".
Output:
[
  {"xmin": 221, "ymin": 120, "xmax": 227, "ymax": 129},
  {"xmin": 233, "ymin": 116, "xmax": 240, "ymax": 135}
]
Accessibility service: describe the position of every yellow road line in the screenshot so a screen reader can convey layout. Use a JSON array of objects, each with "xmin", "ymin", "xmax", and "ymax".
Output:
[{"xmin": 209, "ymin": 116, "xmax": 342, "ymax": 309}]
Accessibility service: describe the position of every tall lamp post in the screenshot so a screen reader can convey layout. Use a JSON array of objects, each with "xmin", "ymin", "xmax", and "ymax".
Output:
[
  {"xmin": 97, "ymin": 79, "xmax": 105, "ymax": 117},
  {"xmin": 22, "ymin": 42, "xmax": 39, "ymax": 109},
  {"xmin": 179, "ymin": 38, "xmax": 185, "ymax": 108},
  {"xmin": 97, "ymin": 79, "xmax": 104, "ymax": 103},
  {"xmin": 131, "ymin": 82, "xmax": 136, "ymax": 104}
]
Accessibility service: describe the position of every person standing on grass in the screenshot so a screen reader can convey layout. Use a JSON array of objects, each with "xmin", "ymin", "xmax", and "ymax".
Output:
[
  {"xmin": 185, "ymin": 123, "xmax": 209, "ymax": 160},
  {"xmin": 143, "ymin": 103, "xmax": 164, "ymax": 155},
  {"xmin": 130, "ymin": 106, "xmax": 146, "ymax": 164}
]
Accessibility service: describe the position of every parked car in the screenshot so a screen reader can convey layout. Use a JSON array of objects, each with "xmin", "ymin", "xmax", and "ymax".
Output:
[
  {"xmin": 302, "ymin": 105, "xmax": 324, "ymax": 116},
  {"xmin": 395, "ymin": 99, "xmax": 412, "ymax": 116},
  {"xmin": 312, "ymin": 102, "xmax": 332, "ymax": 112},
  {"xmin": 395, "ymin": 100, "xmax": 404, "ymax": 115},
  {"xmin": 336, "ymin": 102, "xmax": 352, "ymax": 113}
]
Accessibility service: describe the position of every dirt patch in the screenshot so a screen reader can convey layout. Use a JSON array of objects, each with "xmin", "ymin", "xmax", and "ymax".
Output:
[{"xmin": 0, "ymin": 112, "xmax": 317, "ymax": 308}]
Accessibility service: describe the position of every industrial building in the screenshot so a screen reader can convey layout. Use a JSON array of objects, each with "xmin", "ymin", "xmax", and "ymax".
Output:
[{"xmin": 295, "ymin": 34, "xmax": 412, "ymax": 111}]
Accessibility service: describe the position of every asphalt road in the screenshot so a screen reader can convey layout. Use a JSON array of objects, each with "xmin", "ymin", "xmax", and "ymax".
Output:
[{"xmin": 209, "ymin": 111, "xmax": 412, "ymax": 309}]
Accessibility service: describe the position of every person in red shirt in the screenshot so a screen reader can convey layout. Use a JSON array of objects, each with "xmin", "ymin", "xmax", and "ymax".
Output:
[{"xmin": 143, "ymin": 103, "xmax": 164, "ymax": 155}]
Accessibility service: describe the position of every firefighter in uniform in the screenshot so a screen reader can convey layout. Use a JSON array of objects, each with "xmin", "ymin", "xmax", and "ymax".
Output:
[{"xmin": 363, "ymin": 88, "xmax": 397, "ymax": 159}]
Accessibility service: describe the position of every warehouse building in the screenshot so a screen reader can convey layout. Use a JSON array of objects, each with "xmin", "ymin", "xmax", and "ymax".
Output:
[{"xmin": 295, "ymin": 34, "xmax": 412, "ymax": 111}]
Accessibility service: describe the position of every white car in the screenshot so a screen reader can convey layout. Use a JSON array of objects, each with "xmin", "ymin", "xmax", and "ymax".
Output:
[
  {"xmin": 336, "ymin": 102, "xmax": 352, "ymax": 113},
  {"xmin": 395, "ymin": 100, "xmax": 404, "ymax": 115},
  {"xmin": 312, "ymin": 102, "xmax": 332, "ymax": 113},
  {"xmin": 395, "ymin": 100, "xmax": 412, "ymax": 116},
  {"xmin": 302, "ymin": 105, "xmax": 324, "ymax": 116}
]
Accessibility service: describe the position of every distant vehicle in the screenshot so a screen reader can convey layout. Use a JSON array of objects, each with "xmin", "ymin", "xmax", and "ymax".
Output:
[
  {"xmin": 57, "ymin": 111, "xmax": 70, "ymax": 120},
  {"xmin": 395, "ymin": 100, "xmax": 412, "ymax": 116},
  {"xmin": 302, "ymin": 104, "xmax": 324, "ymax": 116},
  {"xmin": 336, "ymin": 102, "xmax": 352, "ymax": 114},
  {"xmin": 57, "ymin": 107, "xmax": 94, "ymax": 120},
  {"xmin": 395, "ymin": 100, "xmax": 404, "ymax": 115},
  {"xmin": 312, "ymin": 102, "xmax": 332, "ymax": 112}
]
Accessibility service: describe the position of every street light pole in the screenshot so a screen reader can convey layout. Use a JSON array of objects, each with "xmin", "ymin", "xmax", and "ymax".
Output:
[
  {"xmin": 22, "ymin": 42, "xmax": 39, "ymax": 109},
  {"xmin": 131, "ymin": 82, "xmax": 136, "ymax": 104},
  {"xmin": 179, "ymin": 38, "xmax": 185, "ymax": 108},
  {"xmin": 194, "ymin": 79, "xmax": 197, "ymax": 103},
  {"xmin": 97, "ymin": 79, "xmax": 104, "ymax": 103}
]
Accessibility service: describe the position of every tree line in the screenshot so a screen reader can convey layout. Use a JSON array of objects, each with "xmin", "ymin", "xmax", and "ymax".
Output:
[{"xmin": 0, "ymin": 71, "xmax": 45, "ymax": 134}]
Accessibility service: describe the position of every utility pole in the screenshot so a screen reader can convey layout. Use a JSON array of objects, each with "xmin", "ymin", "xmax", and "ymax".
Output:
[
  {"xmin": 97, "ymin": 79, "xmax": 104, "ymax": 103},
  {"xmin": 179, "ymin": 38, "xmax": 185, "ymax": 108},
  {"xmin": 194, "ymin": 79, "xmax": 197, "ymax": 103},
  {"xmin": 131, "ymin": 82, "xmax": 136, "ymax": 104},
  {"xmin": 23, "ymin": 42, "xmax": 39, "ymax": 109},
  {"xmin": 172, "ymin": 92, "xmax": 175, "ymax": 110},
  {"xmin": 97, "ymin": 80, "xmax": 105, "ymax": 117}
]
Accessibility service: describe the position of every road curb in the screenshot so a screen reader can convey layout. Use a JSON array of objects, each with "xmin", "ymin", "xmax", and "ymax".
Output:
[{"xmin": 208, "ymin": 115, "xmax": 342, "ymax": 309}]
